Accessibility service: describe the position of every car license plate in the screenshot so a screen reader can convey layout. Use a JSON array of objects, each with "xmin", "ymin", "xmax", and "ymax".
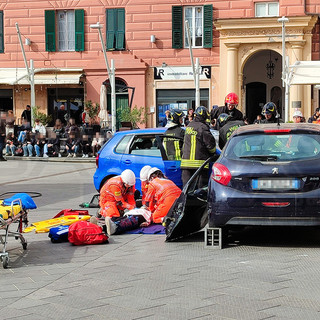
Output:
[{"xmin": 252, "ymin": 178, "xmax": 299, "ymax": 190}]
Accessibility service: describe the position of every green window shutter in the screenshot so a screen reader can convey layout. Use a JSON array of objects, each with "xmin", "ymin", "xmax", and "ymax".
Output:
[
  {"xmin": 0, "ymin": 11, "xmax": 4, "ymax": 53},
  {"xmin": 203, "ymin": 5, "xmax": 213, "ymax": 48},
  {"xmin": 45, "ymin": 10, "xmax": 56, "ymax": 52},
  {"xmin": 115, "ymin": 8, "xmax": 125, "ymax": 50},
  {"xmin": 75, "ymin": 9, "xmax": 84, "ymax": 51},
  {"xmin": 106, "ymin": 9, "xmax": 115, "ymax": 50},
  {"xmin": 172, "ymin": 6, "xmax": 183, "ymax": 49}
]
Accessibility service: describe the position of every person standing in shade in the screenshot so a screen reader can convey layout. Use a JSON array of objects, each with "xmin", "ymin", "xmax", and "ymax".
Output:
[{"xmin": 21, "ymin": 105, "xmax": 31, "ymax": 125}]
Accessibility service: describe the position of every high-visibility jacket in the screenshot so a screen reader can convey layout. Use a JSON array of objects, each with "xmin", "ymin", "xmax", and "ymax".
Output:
[
  {"xmin": 99, "ymin": 176, "xmax": 136, "ymax": 218},
  {"xmin": 181, "ymin": 118, "xmax": 216, "ymax": 169},
  {"xmin": 219, "ymin": 120, "xmax": 245, "ymax": 149},
  {"xmin": 163, "ymin": 125, "xmax": 185, "ymax": 160},
  {"xmin": 145, "ymin": 177, "xmax": 181, "ymax": 223},
  {"xmin": 141, "ymin": 180, "xmax": 148, "ymax": 206}
]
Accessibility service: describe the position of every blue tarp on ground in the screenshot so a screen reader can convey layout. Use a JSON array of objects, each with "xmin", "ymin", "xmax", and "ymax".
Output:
[{"xmin": 125, "ymin": 224, "xmax": 165, "ymax": 234}]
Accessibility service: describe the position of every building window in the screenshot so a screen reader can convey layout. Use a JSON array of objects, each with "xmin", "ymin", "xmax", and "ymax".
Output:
[
  {"xmin": 45, "ymin": 9, "xmax": 84, "ymax": 52},
  {"xmin": 0, "ymin": 11, "xmax": 3, "ymax": 53},
  {"xmin": 255, "ymin": 2, "xmax": 279, "ymax": 17},
  {"xmin": 106, "ymin": 8, "xmax": 125, "ymax": 51},
  {"xmin": 172, "ymin": 5, "xmax": 212, "ymax": 49}
]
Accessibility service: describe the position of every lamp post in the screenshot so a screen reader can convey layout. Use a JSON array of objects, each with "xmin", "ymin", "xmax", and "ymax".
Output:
[
  {"xmin": 90, "ymin": 22, "xmax": 116, "ymax": 133},
  {"xmin": 278, "ymin": 16, "xmax": 289, "ymax": 123}
]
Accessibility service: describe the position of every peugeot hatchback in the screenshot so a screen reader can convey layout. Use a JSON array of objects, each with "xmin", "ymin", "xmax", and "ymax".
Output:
[{"xmin": 207, "ymin": 123, "xmax": 320, "ymax": 233}]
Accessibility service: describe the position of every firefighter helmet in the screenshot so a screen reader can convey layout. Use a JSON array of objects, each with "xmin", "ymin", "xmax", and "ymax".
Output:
[
  {"xmin": 171, "ymin": 109, "xmax": 184, "ymax": 125},
  {"xmin": 195, "ymin": 106, "xmax": 210, "ymax": 122},
  {"xmin": 262, "ymin": 102, "xmax": 277, "ymax": 116},
  {"xmin": 225, "ymin": 92, "xmax": 239, "ymax": 106},
  {"xmin": 217, "ymin": 113, "xmax": 232, "ymax": 128}
]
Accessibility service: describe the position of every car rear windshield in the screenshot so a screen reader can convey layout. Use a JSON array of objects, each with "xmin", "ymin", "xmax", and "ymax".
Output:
[{"xmin": 224, "ymin": 132, "xmax": 320, "ymax": 161}]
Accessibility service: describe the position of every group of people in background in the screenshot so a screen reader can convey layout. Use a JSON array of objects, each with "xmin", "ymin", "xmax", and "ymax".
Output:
[{"xmin": 0, "ymin": 104, "xmax": 112, "ymax": 161}]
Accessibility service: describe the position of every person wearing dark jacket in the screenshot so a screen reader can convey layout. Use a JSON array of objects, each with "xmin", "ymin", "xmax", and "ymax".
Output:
[
  {"xmin": 308, "ymin": 108, "xmax": 320, "ymax": 123},
  {"xmin": 210, "ymin": 92, "xmax": 243, "ymax": 129},
  {"xmin": 164, "ymin": 109, "xmax": 185, "ymax": 160},
  {"xmin": 0, "ymin": 111, "xmax": 6, "ymax": 161},
  {"xmin": 260, "ymin": 102, "xmax": 280, "ymax": 124},
  {"xmin": 181, "ymin": 106, "xmax": 216, "ymax": 187},
  {"xmin": 218, "ymin": 113, "xmax": 245, "ymax": 149}
]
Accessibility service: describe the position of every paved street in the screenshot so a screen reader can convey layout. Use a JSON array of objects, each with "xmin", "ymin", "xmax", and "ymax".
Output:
[{"xmin": 1, "ymin": 160, "xmax": 320, "ymax": 319}]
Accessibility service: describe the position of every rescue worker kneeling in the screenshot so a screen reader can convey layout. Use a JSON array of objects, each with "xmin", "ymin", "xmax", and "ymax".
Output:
[
  {"xmin": 144, "ymin": 167, "xmax": 182, "ymax": 224},
  {"xmin": 99, "ymin": 169, "xmax": 140, "ymax": 235}
]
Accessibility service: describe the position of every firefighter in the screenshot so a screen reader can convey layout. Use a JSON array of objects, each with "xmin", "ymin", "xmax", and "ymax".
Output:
[
  {"xmin": 218, "ymin": 113, "xmax": 245, "ymax": 149},
  {"xmin": 164, "ymin": 109, "xmax": 185, "ymax": 160},
  {"xmin": 260, "ymin": 102, "xmax": 280, "ymax": 123},
  {"xmin": 144, "ymin": 167, "xmax": 182, "ymax": 224},
  {"xmin": 181, "ymin": 106, "xmax": 216, "ymax": 187},
  {"xmin": 211, "ymin": 92, "xmax": 243, "ymax": 129}
]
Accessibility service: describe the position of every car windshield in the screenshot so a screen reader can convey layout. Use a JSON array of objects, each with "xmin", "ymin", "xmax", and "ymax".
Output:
[{"xmin": 224, "ymin": 133, "xmax": 320, "ymax": 161}]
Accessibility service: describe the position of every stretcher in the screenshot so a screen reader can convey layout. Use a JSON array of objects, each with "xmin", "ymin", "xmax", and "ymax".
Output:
[{"xmin": 0, "ymin": 199, "xmax": 28, "ymax": 269}]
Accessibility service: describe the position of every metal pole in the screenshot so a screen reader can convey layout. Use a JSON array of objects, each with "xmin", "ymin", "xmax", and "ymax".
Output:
[
  {"xmin": 195, "ymin": 58, "xmax": 200, "ymax": 108},
  {"xmin": 185, "ymin": 20, "xmax": 200, "ymax": 108},
  {"xmin": 111, "ymin": 59, "xmax": 116, "ymax": 133},
  {"xmin": 95, "ymin": 23, "xmax": 116, "ymax": 133},
  {"xmin": 15, "ymin": 23, "xmax": 30, "ymax": 76},
  {"xmin": 278, "ymin": 16, "xmax": 289, "ymax": 122},
  {"xmin": 30, "ymin": 59, "xmax": 35, "ymax": 126}
]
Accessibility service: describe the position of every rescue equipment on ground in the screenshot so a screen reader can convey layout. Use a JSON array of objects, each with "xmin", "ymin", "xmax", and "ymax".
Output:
[
  {"xmin": 0, "ymin": 192, "xmax": 39, "ymax": 269},
  {"xmin": 68, "ymin": 220, "xmax": 108, "ymax": 245},
  {"xmin": 48, "ymin": 225, "xmax": 70, "ymax": 243}
]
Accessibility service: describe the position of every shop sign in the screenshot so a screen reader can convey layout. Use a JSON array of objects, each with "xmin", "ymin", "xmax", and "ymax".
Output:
[{"xmin": 154, "ymin": 66, "xmax": 211, "ymax": 80}]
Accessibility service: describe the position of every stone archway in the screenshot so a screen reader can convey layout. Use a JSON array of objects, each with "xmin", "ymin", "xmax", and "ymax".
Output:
[{"xmin": 243, "ymin": 49, "xmax": 282, "ymax": 122}]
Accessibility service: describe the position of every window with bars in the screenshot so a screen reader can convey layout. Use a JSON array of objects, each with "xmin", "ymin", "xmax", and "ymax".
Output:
[
  {"xmin": 45, "ymin": 9, "xmax": 84, "ymax": 52},
  {"xmin": 106, "ymin": 8, "xmax": 125, "ymax": 51},
  {"xmin": 255, "ymin": 2, "xmax": 279, "ymax": 17},
  {"xmin": 172, "ymin": 5, "xmax": 212, "ymax": 49}
]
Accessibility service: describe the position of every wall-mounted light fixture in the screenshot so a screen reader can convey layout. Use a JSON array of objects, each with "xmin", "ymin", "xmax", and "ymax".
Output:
[
  {"xmin": 150, "ymin": 35, "xmax": 156, "ymax": 43},
  {"xmin": 266, "ymin": 50, "xmax": 275, "ymax": 79},
  {"xmin": 161, "ymin": 62, "xmax": 167, "ymax": 68},
  {"xmin": 25, "ymin": 38, "xmax": 31, "ymax": 46}
]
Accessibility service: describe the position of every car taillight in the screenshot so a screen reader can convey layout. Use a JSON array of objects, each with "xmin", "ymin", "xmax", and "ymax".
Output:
[
  {"xmin": 95, "ymin": 154, "xmax": 99, "ymax": 168},
  {"xmin": 211, "ymin": 163, "xmax": 231, "ymax": 186},
  {"xmin": 262, "ymin": 202, "xmax": 290, "ymax": 207},
  {"xmin": 264, "ymin": 129, "xmax": 291, "ymax": 134}
]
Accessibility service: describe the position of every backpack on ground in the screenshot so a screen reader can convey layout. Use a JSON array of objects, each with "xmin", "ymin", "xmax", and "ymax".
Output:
[
  {"xmin": 49, "ymin": 225, "xmax": 69, "ymax": 243},
  {"xmin": 68, "ymin": 221, "xmax": 108, "ymax": 245}
]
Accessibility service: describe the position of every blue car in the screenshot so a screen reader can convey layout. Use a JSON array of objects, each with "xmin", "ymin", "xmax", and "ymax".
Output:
[
  {"xmin": 94, "ymin": 127, "xmax": 219, "ymax": 193},
  {"xmin": 94, "ymin": 128, "xmax": 183, "ymax": 192}
]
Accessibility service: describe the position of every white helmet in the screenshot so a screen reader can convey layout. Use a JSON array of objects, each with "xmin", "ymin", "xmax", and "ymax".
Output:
[
  {"xmin": 293, "ymin": 110, "xmax": 303, "ymax": 118},
  {"xmin": 121, "ymin": 169, "xmax": 136, "ymax": 186},
  {"xmin": 140, "ymin": 165, "xmax": 152, "ymax": 182},
  {"xmin": 147, "ymin": 167, "xmax": 162, "ymax": 181}
]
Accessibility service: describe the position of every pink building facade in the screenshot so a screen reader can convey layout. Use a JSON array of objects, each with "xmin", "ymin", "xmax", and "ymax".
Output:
[{"xmin": 0, "ymin": 0, "xmax": 320, "ymax": 127}]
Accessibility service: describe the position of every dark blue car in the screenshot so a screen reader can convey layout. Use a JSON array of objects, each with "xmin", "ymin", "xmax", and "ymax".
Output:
[{"xmin": 208, "ymin": 123, "xmax": 320, "ymax": 233}]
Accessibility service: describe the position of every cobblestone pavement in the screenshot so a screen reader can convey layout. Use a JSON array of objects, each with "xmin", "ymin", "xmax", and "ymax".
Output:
[{"xmin": 1, "ymin": 160, "xmax": 320, "ymax": 320}]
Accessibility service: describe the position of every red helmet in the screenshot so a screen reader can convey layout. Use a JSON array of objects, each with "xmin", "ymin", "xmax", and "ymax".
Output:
[{"xmin": 225, "ymin": 93, "xmax": 239, "ymax": 105}]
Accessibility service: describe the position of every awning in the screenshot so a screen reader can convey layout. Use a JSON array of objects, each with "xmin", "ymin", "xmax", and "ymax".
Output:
[
  {"xmin": 288, "ymin": 61, "xmax": 320, "ymax": 85},
  {"xmin": 0, "ymin": 68, "xmax": 84, "ymax": 85}
]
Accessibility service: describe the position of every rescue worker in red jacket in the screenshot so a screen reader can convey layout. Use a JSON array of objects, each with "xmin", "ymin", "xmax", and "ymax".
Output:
[
  {"xmin": 140, "ymin": 165, "xmax": 151, "ymax": 206},
  {"xmin": 99, "ymin": 169, "xmax": 136, "ymax": 219},
  {"xmin": 144, "ymin": 167, "xmax": 182, "ymax": 224},
  {"xmin": 181, "ymin": 106, "xmax": 216, "ymax": 187}
]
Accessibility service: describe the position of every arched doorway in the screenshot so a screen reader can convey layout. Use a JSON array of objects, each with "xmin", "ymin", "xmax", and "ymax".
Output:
[{"xmin": 243, "ymin": 50, "xmax": 282, "ymax": 123}]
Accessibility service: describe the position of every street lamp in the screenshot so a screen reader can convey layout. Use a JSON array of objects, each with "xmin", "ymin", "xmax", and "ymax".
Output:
[
  {"xmin": 278, "ymin": 16, "xmax": 289, "ymax": 123},
  {"xmin": 90, "ymin": 22, "xmax": 116, "ymax": 133}
]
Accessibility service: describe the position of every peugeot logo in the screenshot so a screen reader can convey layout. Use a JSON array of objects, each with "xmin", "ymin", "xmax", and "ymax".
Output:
[{"xmin": 272, "ymin": 167, "xmax": 279, "ymax": 175}]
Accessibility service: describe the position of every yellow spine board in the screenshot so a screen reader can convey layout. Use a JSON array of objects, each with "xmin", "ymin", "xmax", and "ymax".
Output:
[
  {"xmin": 0, "ymin": 200, "xmax": 22, "ymax": 220},
  {"xmin": 23, "ymin": 215, "xmax": 91, "ymax": 233}
]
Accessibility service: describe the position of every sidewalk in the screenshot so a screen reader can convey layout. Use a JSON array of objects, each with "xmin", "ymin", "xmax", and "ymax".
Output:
[{"xmin": 4, "ymin": 155, "xmax": 95, "ymax": 163}]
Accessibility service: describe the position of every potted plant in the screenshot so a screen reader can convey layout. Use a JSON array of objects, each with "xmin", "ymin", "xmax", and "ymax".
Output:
[{"xmin": 119, "ymin": 105, "xmax": 147, "ymax": 129}]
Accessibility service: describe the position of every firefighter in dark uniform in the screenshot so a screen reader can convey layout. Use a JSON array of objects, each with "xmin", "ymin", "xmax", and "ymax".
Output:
[
  {"xmin": 218, "ymin": 113, "xmax": 245, "ymax": 149},
  {"xmin": 181, "ymin": 106, "xmax": 216, "ymax": 187},
  {"xmin": 211, "ymin": 92, "xmax": 243, "ymax": 129},
  {"xmin": 164, "ymin": 109, "xmax": 185, "ymax": 160},
  {"xmin": 260, "ymin": 102, "xmax": 279, "ymax": 123}
]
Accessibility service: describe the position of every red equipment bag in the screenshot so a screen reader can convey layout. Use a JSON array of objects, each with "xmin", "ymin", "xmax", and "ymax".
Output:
[
  {"xmin": 53, "ymin": 209, "xmax": 89, "ymax": 219},
  {"xmin": 68, "ymin": 221, "xmax": 109, "ymax": 246}
]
